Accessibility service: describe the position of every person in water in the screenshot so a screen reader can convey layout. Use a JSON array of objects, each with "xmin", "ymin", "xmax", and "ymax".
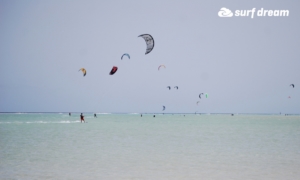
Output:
[
  {"xmin": 80, "ymin": 113, "xmax": 85, "ymax": 123},
  {"xmin": 94, "ymin": 113, "xmax": 97, "ymax": 118},
  {"xmin": 69, "ymin": 112, "xmax": 71, "ymax": 116}
]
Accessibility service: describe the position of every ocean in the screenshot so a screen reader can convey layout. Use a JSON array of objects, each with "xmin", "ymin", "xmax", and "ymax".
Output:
[{"xmin": 0, "ymin": 113, "xmax": 299, "ymax": 180}]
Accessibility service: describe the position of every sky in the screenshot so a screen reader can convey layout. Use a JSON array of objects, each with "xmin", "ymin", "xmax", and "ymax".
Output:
[{"xmin": 0, "ymin": 0, "xmax": 299, "ymax": 113}]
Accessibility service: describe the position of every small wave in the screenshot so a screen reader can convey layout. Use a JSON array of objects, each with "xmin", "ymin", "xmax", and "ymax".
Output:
[
  {"xmin": 97, "ymin": 113, "xmax": 111, "ymax": 115},
  {"xmin": 29, "ymin": 121, "xmax": 81, "ymax": 123},
  {"xmin": 26, "ymin": 121, "xmax": 47, "ymax": 124},
  {"xmin": 0, "ymin": 121, "xmax": 24, "ymax": 124},
  {"xmin": 0, "ymin": 121, "xmax": 80, "ymax": 124},
  {"xmin": 58, "ymin": 121, "xmax": 77, "ymax": 123}
]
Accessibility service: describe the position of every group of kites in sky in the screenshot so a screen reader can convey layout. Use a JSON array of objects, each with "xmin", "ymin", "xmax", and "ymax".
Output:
[
  {"xmin": 78, "ymin": 34, "xmax": 154, "ymax": 76},
  {"xmin": 78, "ymin": 34, "xmax": 295, "ymax": 112}
]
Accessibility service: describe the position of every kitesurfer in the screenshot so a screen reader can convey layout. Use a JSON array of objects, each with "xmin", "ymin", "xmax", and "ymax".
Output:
[{"xmin": 80, "ymin": 113, "xmax": 85, "ymax": 123}]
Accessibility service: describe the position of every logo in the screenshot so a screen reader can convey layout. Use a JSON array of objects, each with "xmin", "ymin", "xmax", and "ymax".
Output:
[
  {"xmin": 218, "ymin": 7, "xmax": 289, "ymax": 18},
  {"xmin": 218, "ymin": 7, "xmax": 233, "ymax": 17}
]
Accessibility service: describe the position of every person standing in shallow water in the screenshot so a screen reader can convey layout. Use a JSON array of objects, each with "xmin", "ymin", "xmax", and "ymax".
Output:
[
  {"xmin": 80, "ymin": 113, "xmax": 85, "ymax": 123},
  {"xmin": 94, "ymin": 113, "xmax": 97, "ymax": 118}
]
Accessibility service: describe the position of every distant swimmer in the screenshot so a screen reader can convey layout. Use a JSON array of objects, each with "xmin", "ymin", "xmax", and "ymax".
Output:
[
  {"xmin": 153, "ymin": 115, "xmax": 155, "ymax": 117},
  {"xmin": 141, "ymin": 114, "xmax": 142, "ymax": 117},
  {"xmin": 69, "ymin": 112, "xmax": 71, "ymax": 116},
  {"xmin": 80, "ymin": 113, "xmax": 85, "ymax": 123},
  {"xmin": 94, "ymin": 113, "xmax": 97, "ymax": 118}
]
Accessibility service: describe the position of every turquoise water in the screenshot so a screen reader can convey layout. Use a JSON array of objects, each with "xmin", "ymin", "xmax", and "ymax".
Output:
[{"xmin": 0, "ymin": 113, "xmax": 300, "ymax": 180}]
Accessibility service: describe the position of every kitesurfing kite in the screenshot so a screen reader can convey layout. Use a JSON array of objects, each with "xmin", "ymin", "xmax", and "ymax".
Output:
[
  {"xmin": 290, "ymin": 84, "xmax": 295, "ymax": 88},
  {"xmin": 158, "ymin": 65, "xmax": 166, "ymax": 70},
  {"xmin": 109, "ymin": 66, "xmax": 118, "ymax": 75},
  {"xmin": 199, "ymin": 93, "xmax": 204, "ymax": 99},
  {"xmin": 138, "ymin": 34, "xmax": 154, "ymax": 54},
  {"xmin": 196, "ymin": 101, "xmax": 200, "ymax": 105},
  {"xmin": 121, "ymin": 53, "xmax": 130, "ymax": 60},
  {"xmin": 162, "ymin": 106, "xmax": 166, "ymax": 111},
  {"xmin": 167, "ymin": 86, "xmax": 171, "ymax": 90},
  {"xmin": 174, "ymin": 86, "xmax": 178, "ymax": 89},
  {"xmin": 205, "ymin": 93, "xmax": 208, "ymax": 98},
  {"xmin": 79, "ymin": 68, "xmax": 86, "ymax": 76}
]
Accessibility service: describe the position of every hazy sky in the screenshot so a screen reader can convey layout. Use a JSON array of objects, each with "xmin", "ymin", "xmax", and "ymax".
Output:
[{"xmin": 0, "ymin": 0, "xmax": 299, "ymax": 113}]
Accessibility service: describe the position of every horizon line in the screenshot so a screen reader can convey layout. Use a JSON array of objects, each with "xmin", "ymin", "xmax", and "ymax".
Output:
[{"xmin": 0, "ymin": 112, "xmax": 299, "ymax": 115}]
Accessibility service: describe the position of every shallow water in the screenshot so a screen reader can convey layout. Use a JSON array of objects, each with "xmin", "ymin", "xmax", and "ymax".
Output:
[{"xmin": 0, "ymin": 113, "xmax": 300, "ymax": 180}]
